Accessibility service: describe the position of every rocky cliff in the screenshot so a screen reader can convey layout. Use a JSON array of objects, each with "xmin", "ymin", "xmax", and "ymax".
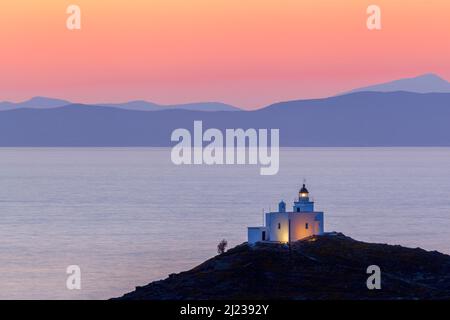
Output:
[{"xmin": 116, "ymin": 233, "xmax": 450, "ymax": 300}]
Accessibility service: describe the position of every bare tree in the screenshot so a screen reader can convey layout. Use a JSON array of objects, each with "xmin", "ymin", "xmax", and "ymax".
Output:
[{"xmin": 217, "ymin": 239, "xmax": 228, "ymax": 255}]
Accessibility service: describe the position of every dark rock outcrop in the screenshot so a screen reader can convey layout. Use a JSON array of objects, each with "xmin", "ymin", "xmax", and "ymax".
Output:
[{"xmin": 115, "ymin": 233, "xmax": 450, "ymax": 300}]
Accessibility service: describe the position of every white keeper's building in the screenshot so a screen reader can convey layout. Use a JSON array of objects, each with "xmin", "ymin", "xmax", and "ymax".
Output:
[{"xmin": 248, "ymin": 184, "xmax": 324, "ymax": 244}]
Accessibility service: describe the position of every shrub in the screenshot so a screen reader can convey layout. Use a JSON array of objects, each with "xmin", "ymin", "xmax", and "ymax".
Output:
[{"xmin": 217, "ymin": 239, "xmax": 228, "ymax": 255}]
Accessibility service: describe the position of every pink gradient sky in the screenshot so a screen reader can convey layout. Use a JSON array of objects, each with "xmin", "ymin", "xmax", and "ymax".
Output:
[{"xmin": 0, "ymin": 0, "xmax": 449, "ymax": 109}]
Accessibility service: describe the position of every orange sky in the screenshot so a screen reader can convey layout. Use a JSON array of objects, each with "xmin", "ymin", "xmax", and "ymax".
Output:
[{"xmin": 0, "ymin": 0, "xmax": 449, "ymax": 108}]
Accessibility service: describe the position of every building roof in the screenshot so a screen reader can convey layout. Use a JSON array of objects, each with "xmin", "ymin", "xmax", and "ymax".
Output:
[{"xmin": 300, "ymin": 184, "xmax": 309, "ymax": 194}]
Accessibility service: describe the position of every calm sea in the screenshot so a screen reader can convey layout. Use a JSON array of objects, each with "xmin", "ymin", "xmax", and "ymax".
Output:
[{"xmin": 0, "ymin": 147, "xmax": 449, "ymax": 299}]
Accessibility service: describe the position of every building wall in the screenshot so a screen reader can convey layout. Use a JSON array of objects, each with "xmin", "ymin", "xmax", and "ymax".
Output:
[
  {"xmin": 263, "ymin": 211, "xmax": 324, "ymax": 243},
  {"xmin": 248, "ymin": 227, "xmax": 268, "ymax": 244},
  {"xmin": 289, "ymin": 212, "xmax": 324, "ymax": 241},
  {"xmin": 293, "ymin": 201, "xmax": 314, "ymax": 212},
  {"xmin": 266, "ymin": 212, "xmax": 289, "ymax": 242}
]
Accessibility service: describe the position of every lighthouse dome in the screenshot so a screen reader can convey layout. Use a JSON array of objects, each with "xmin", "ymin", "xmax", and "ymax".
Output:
[
  {"xmin": 300, "ymin": 184, "xmax": 309, "ymax": 194},
  {"xmin": 299, "ymin": 184, "xmax": 310, "ymax": 200}
]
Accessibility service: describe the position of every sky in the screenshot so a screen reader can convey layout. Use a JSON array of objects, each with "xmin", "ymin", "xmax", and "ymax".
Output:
[{"xmin": 0, "ymin": 0, "xmax": 449, "ymax": 109}]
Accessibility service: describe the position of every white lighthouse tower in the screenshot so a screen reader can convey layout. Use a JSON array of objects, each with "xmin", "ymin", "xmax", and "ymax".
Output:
[{"xmin": 247, "ymin": 184, "xmax": 325, "ymax": 244}]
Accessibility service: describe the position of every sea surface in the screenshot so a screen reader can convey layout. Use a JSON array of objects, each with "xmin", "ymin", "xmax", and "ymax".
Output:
[{"xmin": 0, "ymin": 147, "xmax": 449, "ymax": 299}]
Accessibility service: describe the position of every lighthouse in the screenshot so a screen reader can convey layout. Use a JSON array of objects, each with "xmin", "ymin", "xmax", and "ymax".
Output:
[{"xmin": 247, "ymin": 184, "xmax": 325, "ymax": 244}]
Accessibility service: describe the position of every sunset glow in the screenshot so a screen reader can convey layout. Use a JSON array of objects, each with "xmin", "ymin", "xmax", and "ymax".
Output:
[{"xmin": 1, "ymin": 0, "xmax": 449, "ymax": 108}]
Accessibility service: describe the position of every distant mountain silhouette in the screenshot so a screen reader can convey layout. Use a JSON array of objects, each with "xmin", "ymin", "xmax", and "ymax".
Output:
[
  {"xmin": 98, "ymin": 101, "xmax": 240, "ymax": 112},
  {"xmin": 0, "ymin": 97, "xmax": 240, "ymax": 112},
  {"xmin": 0, "ymin": 97, "xmax": 71, "ymax": 111},
  {"xmin": 2, "ymin": 91, "xmax": 450, "ymax": 146},
  {"xmin": 346, "ymin": 73, "xmax": 450, "ymax": 94}
]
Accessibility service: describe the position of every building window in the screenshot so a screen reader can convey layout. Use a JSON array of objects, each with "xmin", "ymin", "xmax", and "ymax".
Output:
[
  {"xmin": 296, "ymin": 208, "xmax": 300, "ymax": 212},
  {"xmin": 305, "ymin": 223, "xmax": 309, "ymax": 229},
  {"xmin": 278, "ymin": 223, "xmax": 281, "ymax": 229},
  {"xmin": 262, "ymin": 231, "xmax": 266, "ymax": 241}
]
